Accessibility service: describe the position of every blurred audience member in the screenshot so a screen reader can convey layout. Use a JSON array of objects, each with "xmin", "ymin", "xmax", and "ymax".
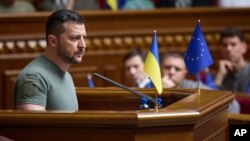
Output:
[
  {"xmin": 214, "ymin": 27, "xmax": 250, "ymax": 92},
  {"xmin": 122, "ymin": 0, "xmax": 155, "ymax": 10},
  {"xmin": 160, "ymin": 52, "xmax": 210, "ymax": 89},
  {"xmin": 0, "ymin": 0, "xmax": 35, "ymax": 13},
  {"xmin": 192, "ymin": 0, "xmax": 216, "ymax": 7},
  {"xmin": 218, "ymin": 0, "xmax": 250, "ymax": 8},
  {"xmin": 74, "ymin": 0, "xmax": 99, "ymax": 10},
  {"xmin": 33, "ymin": 0, "xmax": 99, "ymax": 11},
  {"xmin": 175, "ymin": 0, "xmax": 192, "ymax": 8},
  {"xmin": 154, "ymin": 0, "xmax": 175, "ymax": 8},
  {"xmin": 161, "ymin": 51, "xmax": 240, "ymax": 113},
  {"xmin": 123, "ymin": 48, "xmax": 152, "ymax": 88},
  {"xmin": 155, "ymin": 0, "xmax": 216, "ymax": 8}
]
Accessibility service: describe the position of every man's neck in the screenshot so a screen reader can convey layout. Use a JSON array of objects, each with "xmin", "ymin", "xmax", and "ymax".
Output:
[
  {"xmin": 136, "ymin": 76, "xmax": 150, "ymax": 88},
  {"xmin": 232, "ymin": 58, "xmax": 246, "ymax": 70},
  {"xmin": 44, "ymin": 51, "xmax": 70, "ymax": 72}
]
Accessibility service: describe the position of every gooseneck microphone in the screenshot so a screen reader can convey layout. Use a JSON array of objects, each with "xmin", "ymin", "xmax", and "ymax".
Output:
[{"xmin": 93, "ymin": 73, "xmax": 162, "ymax": 109}]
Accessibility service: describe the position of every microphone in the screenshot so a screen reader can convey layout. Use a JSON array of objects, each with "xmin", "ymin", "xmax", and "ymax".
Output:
[
  {"xmin": 93, "ymin": 73, "xmax": 162, "ymax": 109},
  {"xmin": 87, "ymin": 74, "xmax": 94, "ymax": 88}
]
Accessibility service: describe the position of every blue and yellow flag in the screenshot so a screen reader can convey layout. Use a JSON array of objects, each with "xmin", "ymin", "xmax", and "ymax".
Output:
[
  {"xmin": 144, "ymin": 31, "xmax": 163, "ymax": 94},
  {"xmin": 106, "ymin": 0, "xmax": 118, "ymax": 11},
  {"xmin": 105, "ymin": 0, "xmax": 126, "ymax": 11}
]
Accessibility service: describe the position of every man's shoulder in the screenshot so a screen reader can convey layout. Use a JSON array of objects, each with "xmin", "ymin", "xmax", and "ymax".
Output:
[
  {"xmin": 245, "ymin": 62, "xmax": 250, "ymax": 70},
  {"xmin": 180, "ymin": 79, "xmax": 196, "ymax": 88},
  {"xmin": 180, "ymin": 79, "xmax": 211, "ymax": 89},
  {"xmin": 17, "ymin": 56, "xmax": 51, "ymax": 81},
  {"xmin": 24, "ymin": 55, "xmax": 53, "ymax": 71}
]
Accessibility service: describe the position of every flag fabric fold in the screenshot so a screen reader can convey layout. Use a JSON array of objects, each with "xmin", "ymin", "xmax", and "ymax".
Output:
[
  {"xmin": 144, "ymin": 31, "xmax": 163, "ymax": 94},
  {"xmin": 184, "ymin": 22, "xmax": 214, "ymax": 75}
]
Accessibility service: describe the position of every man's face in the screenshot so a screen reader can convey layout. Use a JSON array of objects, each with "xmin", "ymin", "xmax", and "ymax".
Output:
[
  {"xmin": 124, "ymin": 55, "xmax": 147, "ymax": 84},
  {"xmin": 57, "ymin": 21, "xmax": 87, "ymax": 64},
  {"xmin": 221, "ymin": 36, "xmax": 246, "ymax": 62},
  {"xmin": 161, "ymin": 57, "xmax": 187, "ymax": 85}
]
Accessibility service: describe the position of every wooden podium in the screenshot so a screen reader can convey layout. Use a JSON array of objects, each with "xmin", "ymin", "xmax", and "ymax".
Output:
[{"xmin": 0, "ymin": 88, "xmax": 234, "ymax": 141}]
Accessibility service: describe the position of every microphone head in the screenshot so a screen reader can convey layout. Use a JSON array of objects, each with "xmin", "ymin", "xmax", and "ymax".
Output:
[
  {"xmin": 157, "ymin": 98, "xmax": 162, "ymax": 103},
  {"xmin": 140, "ymin": 98, "xmax": 148, "ymax": 104}
]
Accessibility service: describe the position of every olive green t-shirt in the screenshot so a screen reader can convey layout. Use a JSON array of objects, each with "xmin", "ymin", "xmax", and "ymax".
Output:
[{"xmin": 13, "ymin": 55, "xmax": 78, "ymax": 110}]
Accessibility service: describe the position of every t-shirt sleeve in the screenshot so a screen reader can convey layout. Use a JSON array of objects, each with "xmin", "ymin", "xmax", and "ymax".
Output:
[{"xmin": 14, "ymin": 73, "xmax": 48, "ymax": 107}]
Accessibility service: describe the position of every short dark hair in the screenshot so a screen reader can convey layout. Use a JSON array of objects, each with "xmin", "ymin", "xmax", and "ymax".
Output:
[
  {"xmin": 220, "ymin": 27, "xmax": 245, "ymax": 42},
  {"xmin": 45, "ymin": 9, "xmax": 85, "ymax": 41},
  {"xmin": 123, "ymin": 48, "xmax": 146, "ymax": 63},
  {"xmin": 161, "ymin": 51, "xmax": 184, "ymax": 64}
]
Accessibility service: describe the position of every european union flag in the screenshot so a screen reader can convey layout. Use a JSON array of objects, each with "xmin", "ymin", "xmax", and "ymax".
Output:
[{"xmin": 184, "ymin": 22, "xmax": 213, "ymax": 75}]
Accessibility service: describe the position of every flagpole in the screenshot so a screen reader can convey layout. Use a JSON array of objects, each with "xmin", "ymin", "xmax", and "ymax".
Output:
[
  {"xmin": 197, "ymin": 19, "xmax": 201, "ymax": 96},
  {"xmin": 155, "ymin": 93, "xmax": 158, "ymax": 112},
  {"xmin": 143, "ymin": 29, "xmax": 162, "ymax": 111},
  {"xmin": 153, "ymin": 30, "xmax": 159, "ymax": 112},
  {"xmin": 197, "ymin": 73, "xmax": 201, "ymax": 95}
]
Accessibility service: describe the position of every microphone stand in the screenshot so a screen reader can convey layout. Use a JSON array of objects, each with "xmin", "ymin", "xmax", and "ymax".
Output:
[{"xmin": 93, "ymin": 73, "xmax": 162, "ymax": 109}]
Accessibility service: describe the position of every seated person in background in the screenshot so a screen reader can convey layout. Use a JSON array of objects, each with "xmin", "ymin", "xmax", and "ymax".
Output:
[
  {"xmin": 0, "ymin": 0, "xmax": 35, "ymax": 12},
  {"xmin": 13, "ymin": 9, "xmax": 87, "ymax": 110},
  {"xmin": 218, "ymin": 0, "xmax": 250, "ymax": 8},
  {"xmin": 161, "ymin": 52, "xmax": 209, "ymax": 89},
  {"xmin": 154, "ymin": 0, "xmax": 175, "ymax": 8},
  {"xmin": 123, "ymin": 48, "xmax": 152, "ymax": 88},
  {"xmin": 214, "ymin": 27, "xmax": 250, "ymax": 92},
  {"xmin": 161, "ymin": 51, "xmax": 240, "ymax": 113},
  {"xmin": 33, "ymin": 0, "xmax": 100, "ymax": 11},
  {"xmin": 122, "ymin": 0, "xmax": 155, "ymax": 10}
]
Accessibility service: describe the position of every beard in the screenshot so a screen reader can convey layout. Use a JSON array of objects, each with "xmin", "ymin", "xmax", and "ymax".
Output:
[{"xmin": 57, "ymin": 46, "xmax": 84, "ymax": 64}]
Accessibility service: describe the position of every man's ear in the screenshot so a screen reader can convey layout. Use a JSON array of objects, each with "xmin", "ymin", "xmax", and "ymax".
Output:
[
  {"xmin": 242, "ymin": 42, "xmax": 248, "ymax": 54},
  {"xmin": 47, "ymin": 35, "xmax": 57, "ymax": 48}
]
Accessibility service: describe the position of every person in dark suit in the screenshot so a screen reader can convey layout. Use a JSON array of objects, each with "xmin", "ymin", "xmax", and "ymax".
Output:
[{"xmin": 123, "ymin": 48, "xmax": 152, "ymax": 88}]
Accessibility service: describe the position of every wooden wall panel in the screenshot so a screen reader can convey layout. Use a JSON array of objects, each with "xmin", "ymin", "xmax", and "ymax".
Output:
[{"xmin": 1, "ymin": 8, "xmax": 250, "ymax": 35}]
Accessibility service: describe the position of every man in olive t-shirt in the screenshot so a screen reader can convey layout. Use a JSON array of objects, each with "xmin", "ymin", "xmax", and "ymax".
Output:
[
  {"xmin": 14, "ymin": 55, "xmax": 78, "ymax": 110},
  {"xmin": 13, "ymin": 9, "xmax": 87, "ymax": 110}
]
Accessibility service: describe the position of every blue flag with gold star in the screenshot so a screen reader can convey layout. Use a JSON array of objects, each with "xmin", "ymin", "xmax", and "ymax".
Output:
[{"xmin": 184, "ymin": 22, "xmax": 213, "ymax": 75}]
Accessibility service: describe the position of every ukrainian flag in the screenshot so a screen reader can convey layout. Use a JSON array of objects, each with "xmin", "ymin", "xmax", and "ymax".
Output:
[
  {"xmin": 144, "ymin": 31, "xmax": 163, "ymax": 94},
  {"xmin": 106, "ymin": 0, "xmax": 118, "ymax": 11}
]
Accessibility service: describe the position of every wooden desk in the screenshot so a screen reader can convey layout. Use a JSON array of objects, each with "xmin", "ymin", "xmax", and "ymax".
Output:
[{"xmin": 0, "ymin": 88, "xmax": 234, "ymax": 141}]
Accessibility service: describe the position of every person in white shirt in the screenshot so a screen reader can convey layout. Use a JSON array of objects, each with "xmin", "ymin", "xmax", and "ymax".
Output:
[{"xmin": 218, "ymin": 0, "xmax": 250, "ymax": 8}]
